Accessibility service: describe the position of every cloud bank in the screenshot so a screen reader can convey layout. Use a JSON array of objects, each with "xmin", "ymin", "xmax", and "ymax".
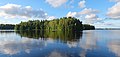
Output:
[
  {"xmin": 107, "ymin": 2, "xmax": 120, "ymax": 19},
  {"xmin": 66, "ymin": 8, "xmax": 99, "ymax": 18},
  {"xmin": 0, "ymin": 4, "xmax": 47, "ymax": 19},
  {"xmin": 66, "ymin": 8, "xmax": 100, "ymax": 24}
]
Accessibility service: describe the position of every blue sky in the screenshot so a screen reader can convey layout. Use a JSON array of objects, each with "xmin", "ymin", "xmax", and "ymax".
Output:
[{"xmin": 0, "ymin": 0, "xmax": 120, "ymax": 28}]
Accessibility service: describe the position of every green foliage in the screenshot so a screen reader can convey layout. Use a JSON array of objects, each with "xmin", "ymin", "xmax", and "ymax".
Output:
[
  {"xmin": 83, "ymin": 24, "xmax": 95, "ymax": 30},
  {"xmin": 0, "ymin": 24, "xmax": 15, "ymax": 30},
  {"xmin": 15, "ymin": 17, "xmax": 84, "ymax": 31}
]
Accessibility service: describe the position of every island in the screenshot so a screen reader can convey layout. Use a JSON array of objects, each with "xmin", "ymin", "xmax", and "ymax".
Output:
[{"xmin": 0, "ymin": 17, "xmax": 95, "ymax": 31}]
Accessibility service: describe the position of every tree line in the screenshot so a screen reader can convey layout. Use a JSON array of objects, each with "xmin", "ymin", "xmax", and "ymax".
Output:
[
  {"xmin": 0, "ymin": 24, "xmax": 15, "ymax": 30},
  {"xmin": 15, "ymin": 17, "xmax": 84, "ymax": 31},
  {"xmin": 83, "ymin": 24, "xmax": 95, "ymax": 30},
  {"xmin": 0, "ymin": 17, "xmax": 95, "ymax": 31}
]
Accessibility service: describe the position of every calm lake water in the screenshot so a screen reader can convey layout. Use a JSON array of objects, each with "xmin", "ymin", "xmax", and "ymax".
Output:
[{"xmin": 0, "ymin": 30, "xmax": 120, "ymax": 57}]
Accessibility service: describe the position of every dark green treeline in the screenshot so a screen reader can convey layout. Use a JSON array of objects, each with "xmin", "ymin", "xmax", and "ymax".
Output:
[
  {"xmin": 15, "ymin": 17, "xmax": 95, "ymax": 31},
  {"xmin": 0, "ymin": 24, "xmax": 15, "ymax": 30},
  {"xmin": 83, "ymin": 24, "xmax": 95, "ymax": 30},
  {"xmin": 15, "ymin": 17, "xmax": 84, "ymax": 31}
]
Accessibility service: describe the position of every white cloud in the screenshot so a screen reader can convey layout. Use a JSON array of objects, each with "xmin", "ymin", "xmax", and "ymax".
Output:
[
  {"xmin": 0, "ymin": 4, "xmax": 47, "ymax": 19},
  {"xmin": 84, "ymin": 18, "xmax": 101, "ymax": 24},
  {"xmin": 79, "ymin": 8, "xmax": 99, "ymax": 15},
  {"xmin": 66, "ymin": 11, "xmax": 77, "ymax": 17},
  {"xmin": 66, "ymin": 8, "xmax": 100, "ymax": 24},
  {"xmin": 45, "ymin": 0, "xmax": 67, "ymax": 8},
  {"xmin": 66, "ymin": 8, "xmax": 99, "ymax": 17},
  {"xmin": 107, "ymin": 2, "xmax": 120, "ymax": 19},
  {"xmin": 47, "ymin": 16, "xmax": 56, "ymax": 20},
  {"xmin": 85, "ymin": 14, "xmax": 98, "ymax": 19},
  {"xmin": 78, "ymin": 0, "xmax": 86, "ymax": 8}
]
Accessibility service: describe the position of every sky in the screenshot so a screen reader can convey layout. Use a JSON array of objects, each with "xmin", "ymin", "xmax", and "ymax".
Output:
[{"xmin": 0, "ymin": 0, "xmax": 120, "ymax": 28}]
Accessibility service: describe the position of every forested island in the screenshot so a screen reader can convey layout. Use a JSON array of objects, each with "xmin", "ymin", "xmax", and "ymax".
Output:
[{"xmin": 0, "ymin": 17, "xmax": 95, "ymax": 31}]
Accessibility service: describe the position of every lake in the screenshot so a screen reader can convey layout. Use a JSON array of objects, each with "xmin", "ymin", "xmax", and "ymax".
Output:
[{"xmin": 0, "ymin": 30, "xmax": 120, "ymax": 57}]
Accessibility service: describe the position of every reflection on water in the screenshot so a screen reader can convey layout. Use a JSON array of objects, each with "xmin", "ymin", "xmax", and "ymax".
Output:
[
  {"xmin": 0, "ymin": 31, "xmax": 46, "ymax": 55},
  {"xmin": 16, "ymin": 31, "xmax": 82, "ymax": 42},
  {"xmin": 0, "ymin": 30, "xmax": 120, "ymax": 57},
  {"xmin": 108, "ymin": 40, "xmax": 120, "ymax": 57}
]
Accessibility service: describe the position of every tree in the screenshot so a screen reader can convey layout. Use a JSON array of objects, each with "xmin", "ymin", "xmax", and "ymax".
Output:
[{"xmin": 15, "ymin": 17, "xmax": 95, "ymax": 31}]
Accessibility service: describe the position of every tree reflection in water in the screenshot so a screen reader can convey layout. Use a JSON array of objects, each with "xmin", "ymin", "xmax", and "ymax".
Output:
[{"xmin": 16, "ymin": 30, "xmax": 83, "ymax": 43}]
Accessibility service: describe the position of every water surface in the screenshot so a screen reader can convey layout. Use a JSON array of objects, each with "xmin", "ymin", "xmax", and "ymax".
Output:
[{"xmin": 0, "ymin": 30, "xmax": 120, "ymax": 57}]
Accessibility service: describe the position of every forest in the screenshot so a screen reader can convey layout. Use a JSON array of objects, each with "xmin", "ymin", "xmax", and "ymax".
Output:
[
  {"xmin": 0, "ymin": 17, "xmax": 95, "ymax": 31},
  {"xmin": 83, "ymin": 24, "xmax": 95, "ymax": 30},
  {"xmin": 0, "ymin": 24, "xmax": 15, "ymax": 30}
]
